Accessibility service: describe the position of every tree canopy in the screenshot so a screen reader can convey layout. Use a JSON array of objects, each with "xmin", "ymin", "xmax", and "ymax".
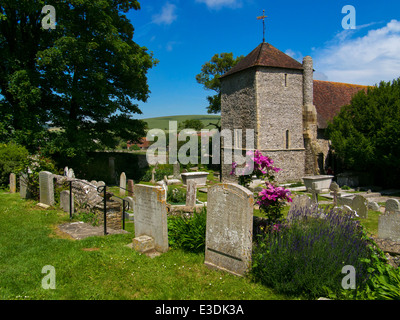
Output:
[
  {"xmin": 196, "ymin": 52, "xmax": 243, "ymax": 114},
  {"xmin": 326, "ymin": 78, "xmax": 400, "ymax": 187},
  {"xmin": 0, "ymin": 0, "xmax": 157, "ymax": 159}
]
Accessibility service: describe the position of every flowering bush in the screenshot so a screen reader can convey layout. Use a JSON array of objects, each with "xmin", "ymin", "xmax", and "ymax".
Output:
[{"xmin": 230, "ymin": 150, "xmax": 291, "ymax": 224}]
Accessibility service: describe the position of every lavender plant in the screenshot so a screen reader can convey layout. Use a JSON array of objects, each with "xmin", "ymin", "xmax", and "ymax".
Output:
[{"xmin": 251, "ymin": 205, "xmax": 373, "ymax": 299}]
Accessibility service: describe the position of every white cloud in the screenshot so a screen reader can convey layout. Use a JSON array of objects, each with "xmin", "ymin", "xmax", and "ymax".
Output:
[
  {"xmin": 313, "ymin": 19, "xmax": 400, "ymax": 85},
  {"xmin": 196, "ymin": 0, "xmax": 242, "ymax": 10},
  {"xmin": 152, "ymin": 2, "xmax": 178, "ymax": 25},
  {"xmin": 285, "ymin": 49, "xmax": 303, "ymax": 63}
]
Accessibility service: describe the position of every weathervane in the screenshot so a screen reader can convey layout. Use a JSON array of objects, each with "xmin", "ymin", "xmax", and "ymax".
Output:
[{"xmin": 257, "ymin": 9, "xmax": 267, "ymax": 43}]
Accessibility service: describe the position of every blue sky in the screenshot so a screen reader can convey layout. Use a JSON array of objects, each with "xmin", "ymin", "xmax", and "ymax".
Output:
[{"xmin": 126, "ymin": 0, "xmax": 400, "ymax": 119}]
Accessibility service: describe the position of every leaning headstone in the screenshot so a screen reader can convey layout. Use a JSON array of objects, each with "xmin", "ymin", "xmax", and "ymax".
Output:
[
  {"xmin": 60, "ymin": 190, "xmax": 74, "ymax": 214},
  {"xmin": 39, "ymin": 171, "xmax": 55, "ymax": 206},
  {"xmin": 204, "ymin": 183, "xmax": 254, "ymax": 276},
  {"xmin": 385, "ymin": 199, "xmax": 400, "ymax": 214},
  {"xmin": 133, "ymin": 184, "xmax": 168, "ymax": 253},
  {"xmin": 119, "ymin": 172, "xmax": 126, "ymax": 197},
  {"xmin": 378, "ymin": 211, "xmax": 400, "ymax": 242},
  {"xmin": 185, "ymin": 180, "xmax": 197, "ymax": 207},
  {"xmin": 9, "ymin": 173, "xmax": 16, "ymax": 193},
  {"xmin": 352, "ymin": 195, "xmax": 368, "ymax": 219},
  {"xmin": 127, "ymin": 179, "xmax": 134, "ymax": 197}
]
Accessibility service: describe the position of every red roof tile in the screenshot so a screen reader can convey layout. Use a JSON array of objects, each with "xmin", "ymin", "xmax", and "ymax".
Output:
[
  {"xmin": 221, "ymin": 42, "xmax": 303, "ymax": 78},
  {"xmin": 313, "ymin": 80, "xmax": 370, "ymax": 128}
]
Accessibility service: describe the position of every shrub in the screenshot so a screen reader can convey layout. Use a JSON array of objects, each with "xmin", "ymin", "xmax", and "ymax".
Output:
[
  {"xmin": 141, "ymin": 164, "xmax": 173, "ymax": 182},
  {"xmin": 168, "ymin": 208, "xmax": 207, "ymax": 253},
  {"xmin": 251, "ymin": 206, "xmax": 374, "ymax": 299},
  {"xmin": 0, "ymin": 143, "xmax": 29, "ymax": 187},
  {"xmin": 167, "ymin": 187, "xmax": 186, "ymax": 204}
]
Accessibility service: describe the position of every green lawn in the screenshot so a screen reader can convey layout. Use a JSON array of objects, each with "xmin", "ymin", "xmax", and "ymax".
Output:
[
  {"xmin": 142, "ymin": 115, "xmax": 221, "ymax": 131},
  {"xmin": 0, "ymin": 191, "xmax": 288, "ymax": 300}
]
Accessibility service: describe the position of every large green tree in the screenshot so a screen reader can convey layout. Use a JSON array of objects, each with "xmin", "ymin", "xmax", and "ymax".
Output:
[
  {"xmin": 0, "ymin": 0, "xmax": 157, "ymax": 158},
  {"xmin": 196, "ymin": 52, "xmax": 243, "ymax": 114},
  {"xmin": 326, "ymin": 78, "xmax": 400, "ymax": 187}
]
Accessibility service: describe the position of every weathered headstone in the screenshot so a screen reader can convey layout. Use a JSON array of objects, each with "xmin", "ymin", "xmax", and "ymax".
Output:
[
  {"xmin": 60, "ymin": 190, "xmax": 74, "ymax": 214},
  {"xmin": 368, "ymin": 201, "xmax": 380, "ymax": 212},
  {"xmin": 309, "ymin": 182, "xmax": 321, "ymax": 204},
  {"xmin": 352, "ymin": 194, "xmax": 368, "ymax": 219},
  {"xmin": 39, "ymin": 171, "xmax": 55, "ymax": 206},
  {"xmin": 385, "ymin": 199, "xmax": 400, "ymax": 214},
  {"xmin": 64, "ymin": 166, "xmax": 69, "ymax": 176},
  {"xmin": 329, "ymin": 182, "xmax": 340, "ymax": 206},
  {"xmin": 288, "ymin": 194, "xmax": 312, "ymax": 214},
  {"xmin": 127, "ymin": 179, "xmax": 134, "ymax": 197},
  {"xmin": 378, "ymin": 211, "xmax": 400, "ymax": 242},
  {"xmin": 185, "ymin": 180, "xmax": 197, "ymax": 207},
  {"xmin": 173, "ymin": 162, "xmax": 180, "ymax": 179},
  {"xmin": 119, "ymin": 172, "xmax": 126, "ymax": 197},
  {"xmin": 204, "ymin": 183, "xmax": 254, "ymax": 276},
  {"xmin": 67, "ymin": 168, "xmax": 75, "ymax": 178},
  {"xmin": 19, "ymin": 173, "xmax": 29, "ymax": 199},
  {"xmin": 9, "ymin": 173, "xmax": 16, "ymax": 193},
  {"xmin": 133, "ymin": 184, "xmax": 168, "ymax": 253}
]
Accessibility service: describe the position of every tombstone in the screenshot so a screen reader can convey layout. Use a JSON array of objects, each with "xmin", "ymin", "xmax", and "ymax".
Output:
[
  {"xmin": 368, "ymin": 201, "xmax": 380, "ymax": 212},
  {"xmin": 185, "ymin": 180, "xmax": 197, "ymax": 208},
  {"xmin": 67, "ymin": 168, "xmax": 75, "ymax": 178},
  {"xmin": 309, "ymin": 182, "xmax": 322, "ymax": 204},
  {"xmin": 19, "ymin": 173, "xmax": 29, "ymax": 199},
  {"xmin": 123, "ymin": 196, "xmax": 134, "ymax": 220},
  {"xmin": 173, "ymin": 162, "xmax": 180, "ymax": 179},
  {"xmin": 204, "ymin": 183, "xmax": 254, "ymax": 276},
  {"xmin": 161, "ymin": 180, "xmax": 168, "ymax": 200},
  {"xmin": 385, "ymin": 199, "xmax": 400, "ymax": 214},
  {"xmin": 352, "ymin": 195, "xmax": 368, "ymax": 219},
  {"xmin": 378, "ymin": 211, "xmax": 400, "ymax": 242},
  {"xmin": 60, "ymin": 190, "xmax": 74, "ymax": 214},
  {"xmin": 119, "ymin": 172, "xmax": 126, "ymax": 197},
  {"xmin": 329, "ymin": 182, "xmax": 340, "ymax": 206},
  {"xmin": 289, "ymin": 195, "xmax": 312, "ymax": 211},
  {"xmin": 39, "ymin": 171, "xmax": 55, "ymax": 206},
  {"xmin": 127, "ymin": 179, "xmax": 134, "ymax": 197},
  {"xmin": 150, "ymin": 167, "xmax": 156, "ymax": 184},
  {"xmin": 132, "ymin": 184, "xmax": 168, "ymax": 253},
  {"xmin": 9, "ymin": 173, "xmax": 16, "ymax": 193},
  {"xmin": 64, "ymin": 166, "xmax": 69, "ymax": 176}
]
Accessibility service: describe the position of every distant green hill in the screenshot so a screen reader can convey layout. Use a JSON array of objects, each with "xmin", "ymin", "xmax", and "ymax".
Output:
[{"xmin": 142, "ymin": 114, "xmax": 221, "ymax": 131}]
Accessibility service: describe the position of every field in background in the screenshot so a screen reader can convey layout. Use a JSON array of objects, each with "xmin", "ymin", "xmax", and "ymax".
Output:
[{"xmin": 142, "ymin": 115, "xmax": 221, "ymax": 131}]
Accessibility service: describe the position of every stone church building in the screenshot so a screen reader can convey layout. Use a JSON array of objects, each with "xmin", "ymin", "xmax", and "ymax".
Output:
[{"xmin": 220, "ymin": 42, "xmax": 368, "ymax": 183}]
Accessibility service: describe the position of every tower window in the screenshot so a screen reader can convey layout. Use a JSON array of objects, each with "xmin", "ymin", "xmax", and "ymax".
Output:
[
  {"xmin": 285, "ymin": 130, "xmax": 290, "ymax": 149},
  {"xmin": 284, "ymin": 74, "xmax": 288, "ymax": 87}
]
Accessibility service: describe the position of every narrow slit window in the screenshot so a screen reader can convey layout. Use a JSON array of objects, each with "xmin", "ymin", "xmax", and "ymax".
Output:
[
  {"xmin": 285, "ymin": 130, "xmax": 290, "ymax": 149},
  {"xmin": 284, "ymin": 74, "xmax": 288, "ymax": 87}
]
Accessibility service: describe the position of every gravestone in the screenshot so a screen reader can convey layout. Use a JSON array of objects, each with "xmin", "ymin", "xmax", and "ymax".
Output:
[
  {"xmin": 39, "ymin": 171, "xmax": 55, "ymax": 206},
  {"xmin": 378, "ymin": 211, "xmax": 400, "ymax": 242},
  {"xmin": 329, "ymin": 182, "xmax": 340, "ymax": 206},
  {"xmin": 309, "ymin": 182, "xmax": 321, "ymax": 204},
  {"xmin": 173, "ymin": 162, "xmax": 180, "ymax": 179},
  {"xmin": 368, "ymin": 201, "xmax": 380, "ymax": 211},
  {"xmin": 288, "ymin": 194, "xmax": 312, "ymax": 214},
  {"xmin": 119, "ymin": 172, "xmax": 126, "ymax": 197},
  {"xmin": 127, "ymin": 179, "xmax": 134, "ymax": 197},
  {"xmin": 385, "ymin": 199, "xmax": 400, "ymax": 214},
  {"xmin": 151, "ymin": 167, "xmax": 156, "ymax": 184},
  {"xmin": 60, "ymin": 190, "xmax": 74, "ymax": 214},
  {"xmin": 9, "ymin": 173, "xmax": 16, "ymax": 193},
  {"xmin": 204, "ymin": 183, "xmax": 254, "ymax": 276},
  {"xmin": 67, "ymin": 168, "xmax": 75, "ymax": 178},
  {"xmin": 133, "ymin": 184, "xmax": 168, "ymax": 253},
  {"xmin": 19, "ymin": 173, "xmax": 29, "ymax": 199},
  {"xmin": 64, "ymin": 166, "xmax": 69, "ymax": 176},
  {"xmin": 352, "ymin": 195, "xmax": 368, "ymax": 219},
  {"xmin": 185, "ymin": 180, "xmax": 197, "ymax": 207}
]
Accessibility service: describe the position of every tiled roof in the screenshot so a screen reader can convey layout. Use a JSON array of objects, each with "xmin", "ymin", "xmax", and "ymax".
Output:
[
  {"xmin": 313, "ymin": 80, "xmax": 370, "ymax": 128},
  {"xmin": 221, "ymin": 42, "xmax": 303, "ymax": 78}
]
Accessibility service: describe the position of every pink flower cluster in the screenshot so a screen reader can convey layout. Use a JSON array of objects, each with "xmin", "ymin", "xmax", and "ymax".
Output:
[
  {"xmin": 230, "ymin": 150, "xmax": 281, "ymax": 176},
  {"xmin": 257, "ymin": 183, "xmax": 293, "ymax": 207}
]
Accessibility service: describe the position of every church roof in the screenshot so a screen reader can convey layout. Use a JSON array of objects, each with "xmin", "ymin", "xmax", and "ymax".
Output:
[
  {"xmin": 220, "ymin": 42, "xmax": 304, "ymax": 78},
  {"xmin": 314, "ymin": 80, "xmax": 370, "ymax": 128}
]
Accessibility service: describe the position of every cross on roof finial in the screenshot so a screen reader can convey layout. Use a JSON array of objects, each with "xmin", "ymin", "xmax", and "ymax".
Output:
[{"xmin": 257, "ymin": 9, "xmax": 268, "ymax": 43}]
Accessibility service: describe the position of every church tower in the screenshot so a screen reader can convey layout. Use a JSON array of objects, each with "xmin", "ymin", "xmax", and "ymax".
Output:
[{"xmin": 220, "ymin": 42, "xmax": 309, "ymax": 182}]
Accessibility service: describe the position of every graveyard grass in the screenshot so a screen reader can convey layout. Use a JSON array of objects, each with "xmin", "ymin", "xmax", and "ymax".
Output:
[{"xmin": 0, "ymin": 191, "xmax": 290, "ymax": 300}]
